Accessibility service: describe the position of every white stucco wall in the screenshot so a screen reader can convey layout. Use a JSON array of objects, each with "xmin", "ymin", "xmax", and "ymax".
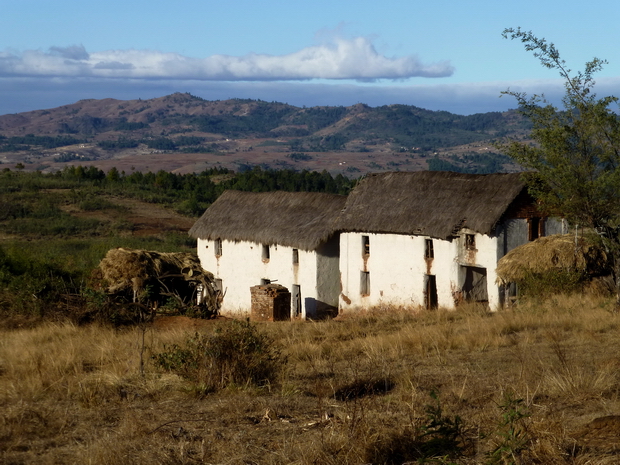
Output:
[
  {"xmin": 339, "ymin": 232, "xmax": 458, "ymax": 310},
  {"xmin": 196, "ymin": 238, "xmax": 338, "ymax": 319},
  {"xmin": 339, "ymin": 231, "xmax": 504, "ymax": 312}
]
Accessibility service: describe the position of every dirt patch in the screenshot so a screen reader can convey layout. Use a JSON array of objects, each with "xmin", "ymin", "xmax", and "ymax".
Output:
[
  {"xmin": 114, "ymin": 198, "xmax": 195, "ymax": 236},
  {"xmin": 62, "ymin": 196, "xmax": 196, "ymax": 236}
]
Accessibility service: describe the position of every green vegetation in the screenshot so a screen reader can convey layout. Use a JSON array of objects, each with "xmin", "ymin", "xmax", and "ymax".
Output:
[
  {"xmin": 500, "ymin": 28, "xmax": 620, "ymax": 305},
  {"xmin": 0, "ymin": 165, "xmax": 352, "ymax": 216},
  {"xmin": 113, "ymin": 118, "xmax": 150, "ymax": 131},
  {"xmin": 0, "ymin": 134, "xmax": 86, "ymax": 152},
  {"xmin": 97, "ymin": 137, "xmax": 140, "ymax": 150},
  {"xmin": 287, "ymin": 152, "xmax": 313, "ymax": 161},
  {"xmin": 0, "ymin": 165, "xmax": 354, "ymax": 325},
  {"xmin": 428, "ymin": 152, "xmax": 513, "ymax": 174}
]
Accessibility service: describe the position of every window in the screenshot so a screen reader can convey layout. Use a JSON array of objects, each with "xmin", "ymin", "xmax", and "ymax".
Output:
[
  {"xmin": 362, "ymin": 235, "xmax": 370, "ymax": 257},
  {"xmin": 214, "ymin": 238, "xmax": 222, "ymax": 256},
  {"xmin": 262, "ymin": 244, "xmax": 270, "ymax": 261},
  {"xmin": 465, "ymin": 234, "xmax": 476, "ymax": 250},
  {"xmin": 425, "ymin": 239, "xmax": 434, "ymax": 259},
  {"xmin": 292, "ymin": 284, "xmax": 301, "ymax": 317},
  {"xmin": 214, "ymin": 279, "xmax": 223, "ymax": 293},
  {"xmin": 528, "ymin": 217, "xmax": 544, "ymax": 241},
  {"xmin": 360, "ymin": 271, "xmax": 370, "ymax": 296},
  {"xmin": 292, "ymin": 248, "xmax": 299, "ymax": 265}
]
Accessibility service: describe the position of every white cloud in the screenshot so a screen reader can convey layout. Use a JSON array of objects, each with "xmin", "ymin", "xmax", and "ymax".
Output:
[{"xmin": 0, "ymin": 37, "xmax": 454, "ymax": 81}]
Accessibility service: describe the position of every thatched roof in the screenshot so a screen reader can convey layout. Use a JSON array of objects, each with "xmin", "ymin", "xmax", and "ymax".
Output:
[
  {"xmin": 188, "ymin": 190, "xmax": 347, "ymax": 251},
  {"xmin": 496, "ymin": 235, "xmax": 609, "ymax": 285},
  {"xmin": 335, "ymin": 171, "xmax": 527, "ymax": 239}
]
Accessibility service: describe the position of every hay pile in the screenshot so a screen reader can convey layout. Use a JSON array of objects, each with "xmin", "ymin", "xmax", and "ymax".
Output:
[
  {"xmin": 98, "ymin": 248, "xmax": 220, "ymax": 315},
  {"xmin": 496, "ymin": 234, "xmax": 609, "ymax": 285}
]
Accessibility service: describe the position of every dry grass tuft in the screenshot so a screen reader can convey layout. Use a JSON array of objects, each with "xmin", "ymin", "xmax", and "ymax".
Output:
[{"xmin": 2, "ymin": 295, "xmax": 620, "ymax": 463}]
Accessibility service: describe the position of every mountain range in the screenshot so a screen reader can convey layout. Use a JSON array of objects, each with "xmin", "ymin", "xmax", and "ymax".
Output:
[{"xmin": 0, "ymin": 93, "xmax": 529, "ymax": 175}]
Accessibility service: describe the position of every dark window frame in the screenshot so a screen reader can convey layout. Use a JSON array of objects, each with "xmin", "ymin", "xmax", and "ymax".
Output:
[
  {"xmin": 214, "ymin": 238, "xmax": 222, "ymax": 256},
  {"xmin": 362, "ymin": 235, "xmax": 370, "ymax": 257},
  {"xmin": 465, "ymin": 234, "xmax": 476, "ymax": 250},
  {"xmin": 425, "ymin": 238, "xmax": 434, "ymax": 259},
  {"xmin": 360, "ymin": 271, "xmax": 370, "ymax": 296}
]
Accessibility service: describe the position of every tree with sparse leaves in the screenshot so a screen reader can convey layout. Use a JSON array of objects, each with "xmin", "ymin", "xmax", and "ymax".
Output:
[{"xmin": 501, "ymin": 28, "xmax": 620, "ymax": 305}]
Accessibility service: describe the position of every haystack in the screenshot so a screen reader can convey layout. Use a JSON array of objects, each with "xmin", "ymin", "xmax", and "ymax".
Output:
[
  {"xmin": 496, "ymin": 234, "xmax": 609, "ymax": 285},
  {"xmin": 98, "ymin": 248, "xmax": 221, "ymax": 314}
]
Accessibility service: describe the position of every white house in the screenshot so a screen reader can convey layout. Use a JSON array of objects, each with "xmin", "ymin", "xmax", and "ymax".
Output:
[
  {"xmin": 189, "ymin": 190, "xmax": 347, "ymax": 319},
  {"xmin": 335, "ymin": 171, "xmax": 567, "ymax": 311}
]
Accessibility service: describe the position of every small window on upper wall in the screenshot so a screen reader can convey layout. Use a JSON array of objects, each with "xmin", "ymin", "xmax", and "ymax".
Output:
[
  {"xmin": 214, "ymin": 238, "xmax": 222, "ymax": 256},
  {"xmin": 292, "ymin": 248, "xmax": 299, "ymax": 265},
  {"xmin": 425, "ymin": 239, "xmax": 434, "ymax": 259},
  {"xmin": 465, "ymin": 234, "xmax": 476, "ymax": 250},
  {"xmin": 262, "ymin": 244, "xmax": 270, "ymax": 261},
  {"xmin": 362, "ymin": 235, "xmax": 370, "ymax": 257}
]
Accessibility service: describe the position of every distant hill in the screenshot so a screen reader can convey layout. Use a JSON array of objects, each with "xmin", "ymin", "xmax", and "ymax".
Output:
[{"xmin": 0, "ymin": 93, "xmax": 529, "ymax": 175}]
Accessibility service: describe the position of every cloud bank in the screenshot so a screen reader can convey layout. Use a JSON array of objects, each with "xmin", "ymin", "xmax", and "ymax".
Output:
[
  {"xmin": 0, "ymin": 37, "xmax": 454, "ymax": 81},
  {"xmin": 0, "ymin": 76, "xmax": 581, "ymax": 116}
]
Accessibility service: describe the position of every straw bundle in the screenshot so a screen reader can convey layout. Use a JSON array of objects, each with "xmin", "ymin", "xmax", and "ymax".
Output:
[
  {"xmin": 496, "ymin": 234, "xmax": 609, "ymax": 285},
  {"xmin": 99, "ymin": 248, "xmax": 209, "ymax": 293},
  {"xmin": 98, "ymin": 247, "xmax": 220, "ymax": 314}
]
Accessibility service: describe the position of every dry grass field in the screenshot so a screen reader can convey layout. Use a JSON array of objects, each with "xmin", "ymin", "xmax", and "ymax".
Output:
[{"xmin": 2, "ymin": 295, "xmax": 620, "ymax": 464}]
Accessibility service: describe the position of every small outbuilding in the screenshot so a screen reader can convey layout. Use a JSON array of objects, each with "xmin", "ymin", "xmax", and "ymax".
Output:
[{"xmin": 189, "ymin": 190, "xmax": 347, "ymax": 319}]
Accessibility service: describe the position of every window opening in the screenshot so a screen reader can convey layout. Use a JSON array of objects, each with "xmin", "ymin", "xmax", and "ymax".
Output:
[
  {"xmin": 425, "ymin": 239, "xmax": 434, "ymax": 259},
  {"xmin": 292, "ymin": 248, "xmax": 299, "ymax": 265},
  {"xmin": 362, "ymin": 235, "xmax": 370, "ymax": 257},
  {"xmin": 214, "ymin": 238, "xmax": 222, "ymax": 256},
  {"xmin": 360, "ymin": 271, "xmax": 370, "ymax": 296},
  {"xmin": 292, "ymin": 285, "xmax": 301, "ymax": 317},
  {"xmin": 465, "ymin": 234, "xmax": 476, "ymax": 250},
  {"xmin": 528, "ymin": 217, "xmax": 542, "ymax": 241},
  {"xmin": 262, "ymin": 244, "xmax": 270, "ymax": 261}
]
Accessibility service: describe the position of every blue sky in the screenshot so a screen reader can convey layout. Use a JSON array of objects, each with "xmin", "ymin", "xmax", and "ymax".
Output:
[{"xmin": 2, "ymin": 0, "xmax": 620, "ymax": 115}]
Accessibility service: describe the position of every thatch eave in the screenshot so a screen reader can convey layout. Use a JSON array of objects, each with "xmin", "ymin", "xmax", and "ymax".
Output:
[
  {"xmin": 335, "ymin": 171, "xmax": 527, "ymax": 238},
  {"xmin": 189, "ymin": 190, "xmax": 347, "ymax": 251}
]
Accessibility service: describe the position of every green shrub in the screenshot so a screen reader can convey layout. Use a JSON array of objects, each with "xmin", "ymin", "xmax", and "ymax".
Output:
[
  {"xmin": 153, "ymin": 320, "xmax": 283, "ymax": 391},
  {"xmin": 78, "ymin": 196, "xmax": 120, "ymax": 211},
  {"xmin": 486, "ymin": 391, "xmax": 531, "ymax": 465},
  {"xmin": 518, "ymin": 269, "xmax": 586, "ymax": 297}
]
